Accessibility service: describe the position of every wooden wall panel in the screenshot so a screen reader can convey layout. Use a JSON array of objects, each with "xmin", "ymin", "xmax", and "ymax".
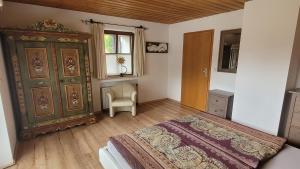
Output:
[{"xmin": 7, "ymin": 0, "xmax": 244, "ymax": 23}]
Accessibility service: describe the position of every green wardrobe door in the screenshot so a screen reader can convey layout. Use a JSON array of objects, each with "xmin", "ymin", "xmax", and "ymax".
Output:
[
  {"xmin": 16, "ymin": 42, "xmax": 60, "ymax": 127},
  {"xmin": 55, "ymin": 43, "xmax": 89, "ymax": 117}
]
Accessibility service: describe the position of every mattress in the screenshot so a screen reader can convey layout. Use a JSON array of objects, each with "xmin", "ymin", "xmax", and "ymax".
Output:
[
  {"xmin": 107, "ymin": 141, "xmax": 131, "ymax": 169},
  {"xmin": 105, "ymin": 141, "xmax": 300, "ymax": 169},
  {"xmin": 261, "ymin": 144, "xmax": 300, "ymax": 169}
]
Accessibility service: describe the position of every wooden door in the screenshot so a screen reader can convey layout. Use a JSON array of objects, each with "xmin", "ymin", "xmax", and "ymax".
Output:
[
  {"xmin": 55, "ymin": 43, "xmax": 89, "ymax": 117},
  {"xmin": 16, "ymin": 42, "xmax": 60, "ymax": 126},
  {"xmin": 181, "ymin": 30, "xmax": 213, "ymax": 111}
]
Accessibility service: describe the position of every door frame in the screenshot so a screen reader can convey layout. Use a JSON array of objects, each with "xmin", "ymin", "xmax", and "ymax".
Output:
[{"xmin": 180, "ymin": 29, "xmax": 214, "ymax": 111}]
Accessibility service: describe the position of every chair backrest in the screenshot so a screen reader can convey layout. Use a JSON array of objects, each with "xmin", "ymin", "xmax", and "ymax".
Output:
[{"xmin": 110, "ymin": 83, "xmax": 136, "ymax": 98}]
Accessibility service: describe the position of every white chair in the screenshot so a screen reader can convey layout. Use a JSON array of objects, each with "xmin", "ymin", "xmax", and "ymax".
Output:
[{"xmin": 106, "ymin": 83, "xmax": 137, "ymax": 117}]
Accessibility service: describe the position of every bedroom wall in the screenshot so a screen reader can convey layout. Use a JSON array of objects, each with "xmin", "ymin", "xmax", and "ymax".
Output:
[
  {"xmin": 232, "ymin": 0, "xmax": 300, "ymax": 135},
  {"xmin": 167, "ymin": 10, "xmax": 244, "ymax": 101},
  {"xmin": 0, "ymin": 1, "xmax": 169, "ymax": 112},
  {"xmin": 0, "ymin": 42, "xmax": 16, "ymax": 168}
]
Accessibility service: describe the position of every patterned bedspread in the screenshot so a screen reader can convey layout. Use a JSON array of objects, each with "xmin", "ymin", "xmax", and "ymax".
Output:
[{"xmin": 109, "ymin": 113, "xmax": 286, "ymax": 169}]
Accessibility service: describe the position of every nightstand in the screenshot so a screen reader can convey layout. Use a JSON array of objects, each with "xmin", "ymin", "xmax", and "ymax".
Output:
[{"xmin": 208, "ymin": 89, "xmax": 234, "ymax": 119}]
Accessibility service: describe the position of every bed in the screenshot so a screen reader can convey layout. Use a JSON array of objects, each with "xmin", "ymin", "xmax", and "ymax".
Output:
[{"xmin": 99, "ymin": 113, "xmax": 300, "ymax": 169}]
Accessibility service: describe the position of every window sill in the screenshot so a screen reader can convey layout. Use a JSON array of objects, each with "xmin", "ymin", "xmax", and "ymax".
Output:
[{"xmin": 100, "ymin": 75, "xmax": 138, "ymax": 83}]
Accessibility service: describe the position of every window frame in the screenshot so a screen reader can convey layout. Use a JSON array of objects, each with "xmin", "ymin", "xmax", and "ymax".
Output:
[{"xmin": 104, "ymin": 30, "xmax": 134, "ymax": 76}]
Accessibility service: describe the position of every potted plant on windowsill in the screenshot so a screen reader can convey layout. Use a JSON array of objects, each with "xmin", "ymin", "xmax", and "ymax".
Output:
[{"xmin": 116, "ymin": 56, "xmax": 127, "ymax": 77}]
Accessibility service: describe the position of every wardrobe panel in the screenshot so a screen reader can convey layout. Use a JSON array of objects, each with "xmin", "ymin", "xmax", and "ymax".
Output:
[
  {"xmin": 25, "ymin": 48, "xmax": 50, "ymax": 79},
  {"xmin": 64, "ymin": 84, "xmax": 84, "ymax": 111},
  {"xmin": 55, "ymin": 43, "xmax": 89, "ymax": 117},
  {"xmin": 16, "ymin": 42, "xmax": 60, "ymax": 126}
]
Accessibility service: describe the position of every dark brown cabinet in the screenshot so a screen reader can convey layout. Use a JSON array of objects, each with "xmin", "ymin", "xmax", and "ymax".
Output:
[{"xmin": 1, "ymin": 23, "xmax": 95, "ymax": 139}]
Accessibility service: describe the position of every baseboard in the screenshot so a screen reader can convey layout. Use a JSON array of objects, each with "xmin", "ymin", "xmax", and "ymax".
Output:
[
  {"xmin": 99, "ymin": 98, "xmax": 181, "ymax": 113},
  {"xmin": 165, "ymin": 98, "xmax": 204, "ymax": 113},
  {"xmin": 134, "ymin": 98, "xmax": 181, "ymax": 105},
  {"xmin": 98, "ymin": 98, "xmax": 189, "ymax": 112},
  {"xmin": 1, "ymin": 160, "xmax": 15, "ymax": 169},
  {"xmin": 2, "ymin": 140, "xmax": 19, "ymax": 169},
  {"xmin": 13, "ymin": 141, "xmax": 19, "ymax": 163},
  {"xmin": 99, "ymin": 98, "xmax": 177, "ymax": 111},
  {"xmin": 165, "ymin": 98, "xmax": 181, "ymax": 104},
  {"xmin": 138, "ymin": 98, "xmax": 168, "ymax": 105}
]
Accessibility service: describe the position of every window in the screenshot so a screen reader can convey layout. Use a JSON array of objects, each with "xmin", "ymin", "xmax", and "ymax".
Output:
[{"xmin": 104, "ymin": 30, "xmax": 134, "ymax": 76}]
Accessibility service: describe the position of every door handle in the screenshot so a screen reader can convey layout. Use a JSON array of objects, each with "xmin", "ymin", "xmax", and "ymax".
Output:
[
  {"xmin": 202, "ymin": 68, "xmax": 208, "ymax": 77},
  {"xmin": 60, "ymin": 79, "xmax": 64, "ymax": 83}
]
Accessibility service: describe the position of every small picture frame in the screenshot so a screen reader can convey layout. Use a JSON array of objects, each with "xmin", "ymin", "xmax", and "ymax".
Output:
[{"xmin": 146, "ymin": 42, "xmax": 168, "ymax": 53}]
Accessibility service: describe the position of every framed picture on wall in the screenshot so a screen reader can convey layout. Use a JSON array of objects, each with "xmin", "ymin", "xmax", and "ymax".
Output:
[{"xmin": 146, "ymin": 42, "xmax": 168, "ymax": 53}]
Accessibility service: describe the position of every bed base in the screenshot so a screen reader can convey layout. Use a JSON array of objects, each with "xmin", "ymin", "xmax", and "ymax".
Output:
[{"xmin": 99, "ymin": 147, "xmax": 122, "ymax": 169}]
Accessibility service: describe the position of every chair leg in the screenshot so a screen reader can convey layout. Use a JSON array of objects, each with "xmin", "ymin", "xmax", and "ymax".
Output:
[
  {"xmin": 109, "ymin": 107, "xmax": 114, "ymax": 117},
  {"xmin": 132, "ymin": 105, "xmax": 136, "ymax": 116}
]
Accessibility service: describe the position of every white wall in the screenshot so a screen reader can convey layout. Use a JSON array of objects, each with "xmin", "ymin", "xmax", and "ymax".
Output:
[
  {"xmin": 232, "ymin": 0, "xmax": 300, "ymax": 135},
  {"xmin": 167, "ymin": 10, "xmax": 244, "ymax": 101},
  {"xmin": 0, "ymin": 1, "xmax": 169, "ymax": 111},
  {"xmin": 0, "ymin": 41, "xmax": 16, "ymax": 168}
]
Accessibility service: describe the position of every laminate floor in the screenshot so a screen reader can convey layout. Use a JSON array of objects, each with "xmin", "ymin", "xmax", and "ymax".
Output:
[{"xmin": 8, "ymin": 99, "xmax": 200, "ymax": 169}]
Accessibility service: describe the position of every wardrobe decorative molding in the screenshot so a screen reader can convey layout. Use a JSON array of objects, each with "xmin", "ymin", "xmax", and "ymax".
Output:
[{"xmin": 28, "ymin": 19, "xmax": 76, "ymax": 33}]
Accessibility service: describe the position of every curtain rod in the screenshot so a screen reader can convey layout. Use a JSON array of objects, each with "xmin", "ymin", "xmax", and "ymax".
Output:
[{"xmin": 81, "ymin": 19, "xmax": 147, "ymax": 30}]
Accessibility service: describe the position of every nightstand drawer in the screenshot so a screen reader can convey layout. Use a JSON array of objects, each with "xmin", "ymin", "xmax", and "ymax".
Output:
[
  {"xmin": 208, "ymin": 104, "xmax": 226, "ymax": 118},
  {"xmin": 291, "ymin": 113, "xmax": 300, "ymax": 127},
  {"xmin": 294, "ymin": 96, "xmax": 300, "ymax": 113},
  {"xmin": 283, "ymin": 90, "xmax": 300, "ymax": 146},
  {"xmin": 289, "ymin": 126, "xmax": 300, "ymax": 145},
  {"xmin": 209, "ymin": 95, "xmax": 227, "ymax": 107}
]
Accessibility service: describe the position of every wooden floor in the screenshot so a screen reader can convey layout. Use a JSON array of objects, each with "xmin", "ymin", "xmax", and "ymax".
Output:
[{"xmin": 8, "ymin": 99, "xmax": 200, "ymax": 169}]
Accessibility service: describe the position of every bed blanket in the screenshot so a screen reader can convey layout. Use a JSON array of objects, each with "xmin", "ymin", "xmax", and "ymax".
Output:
[{"xmin": 109, "ymin": 113, "xmax": 286, "ymax": 169}]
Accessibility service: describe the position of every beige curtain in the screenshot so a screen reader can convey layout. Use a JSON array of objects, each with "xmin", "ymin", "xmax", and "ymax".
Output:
[
  {"xmin": 133, "ymin": 28, "xmax": 146, "ymax": 76},
  {"xmin": 91, "ymin": 23, "xmax": 107, "ymax": 79}
]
